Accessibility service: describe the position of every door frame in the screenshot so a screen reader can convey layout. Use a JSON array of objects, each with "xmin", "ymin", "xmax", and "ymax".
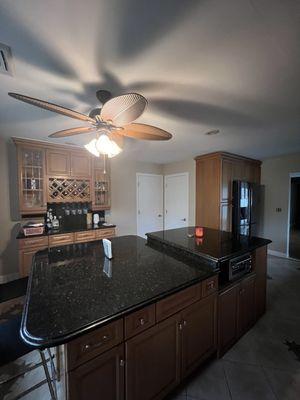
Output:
[
  {"xmin": 164, "ymin": 172, "xmax": 189, "ymax": 229},
  {"xmin": 286, "ymin": 172, "xmax": 300, "ymax": 258},
  {"xmin": 136, "ymin": 173, "xmax": 164, "ymax": 236}
]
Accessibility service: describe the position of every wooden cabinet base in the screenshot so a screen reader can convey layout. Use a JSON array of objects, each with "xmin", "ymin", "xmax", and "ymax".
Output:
[{"xmin": 68, "ymin": 344, "xmax": 124, "ymax": 400}]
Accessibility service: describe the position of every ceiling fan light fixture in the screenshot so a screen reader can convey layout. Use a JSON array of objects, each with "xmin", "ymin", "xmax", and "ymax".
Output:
[{"xmin": 85, "ymin": 134, "xmax": 123, "ymax": 158}]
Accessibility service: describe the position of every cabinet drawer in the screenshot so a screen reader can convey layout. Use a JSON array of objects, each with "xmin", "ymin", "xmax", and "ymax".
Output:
[
  {"xmin": 95, "ymin": 228, "xmax": 115, "ymax": 239},
  {"xmin": 201, "ymin": 275, "xmax": 218, "ymax": 298},
  {"xmin": 74, "ymin": 230, "xmax": 96, "ymax": 243},
  {"xmin": 19, "ymin": 236, "xmax": 48, "ymax": 249},
  {"xmin": 156, "ymin": 283, "xmax": 201, "ymax": 322},
  {"xmin": 125, "ymin": 304, "xmax": 156, "ymax": 340},
  {"xmin": 66, "ymin": 319, "xmax": 124, "ymax": 371},
  {"xmin": 49, "ymin": 233, "xmax": 74, "ymax": 247}
]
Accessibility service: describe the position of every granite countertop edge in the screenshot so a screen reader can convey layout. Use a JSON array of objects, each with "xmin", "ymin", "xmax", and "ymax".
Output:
[
  {"xmin": 146, "ymin": 232, "xmax": 272, "ymax": 263},
  {"xmin": 20, "ymin": 269, "xmax": 216, "ymax": 349}
]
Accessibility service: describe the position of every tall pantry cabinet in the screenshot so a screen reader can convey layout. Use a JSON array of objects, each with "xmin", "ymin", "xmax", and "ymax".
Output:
[{"xmin": 195, "ymin": 152, "xmax": 261, "ymax": 232}]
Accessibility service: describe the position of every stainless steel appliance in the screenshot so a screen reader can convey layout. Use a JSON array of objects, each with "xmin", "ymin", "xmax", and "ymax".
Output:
[{"xmin": 232, "ymin": 180, "xmax": 264, "ymax": 236}]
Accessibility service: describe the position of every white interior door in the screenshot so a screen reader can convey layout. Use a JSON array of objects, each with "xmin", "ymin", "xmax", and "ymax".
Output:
[
  {"xmin": 165, "ymin": 173, "xmax": 189, "ymax": 230},
  {"xmin": 137, "ymin": 174, "xmax": 163, "ymax": 237}
]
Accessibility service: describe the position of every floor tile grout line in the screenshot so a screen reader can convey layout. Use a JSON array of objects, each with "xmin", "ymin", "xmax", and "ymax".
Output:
[
  {"xmin": 221, "ymin": 359, "xmax": 233, "ymax": 400},
  {"xmin": 261, "ymin": 366, "xmax": 280, "ymax": 400}
]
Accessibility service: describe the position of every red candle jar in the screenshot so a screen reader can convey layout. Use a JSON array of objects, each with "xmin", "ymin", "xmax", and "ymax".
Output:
[{"xmin": 195, "ymin": 226, "xmax": 204, "ymax": 238}]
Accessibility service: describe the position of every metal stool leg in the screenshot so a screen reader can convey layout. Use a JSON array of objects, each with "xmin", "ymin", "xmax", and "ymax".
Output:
[{"xmin": 39, "ymin": 349, "xmax": 58, "ymax": 400}]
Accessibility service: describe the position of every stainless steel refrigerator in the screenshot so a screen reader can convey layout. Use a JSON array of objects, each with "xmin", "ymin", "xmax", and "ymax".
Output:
[{"xmin": 232, "ymin": 180, "xmax": 264, "ymax": 237}]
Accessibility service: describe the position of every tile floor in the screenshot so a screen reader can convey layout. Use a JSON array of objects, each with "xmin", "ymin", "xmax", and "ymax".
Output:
[
  {"xmin": 1, "ymin": 255, "xmax": 300, "ymax": 399},
  {"xmin": 168, "ymin": 255, "xmax": 300, "ymax": 400}
]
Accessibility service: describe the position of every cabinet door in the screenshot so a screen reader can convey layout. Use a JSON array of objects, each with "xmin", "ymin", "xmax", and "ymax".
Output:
[
  {"xmin": 218, "ymin": 285, "xmax": 239, "ymax": 356},
  {"xmin": 238, "ymin": 275, "xmax": 256, "ymax": 336},
  {"xmin": 220, "ymin": 203, "xmax": 232, "ymax": 232},
  {"xmin": 181, "ymin": 294, "xmax": 217, "ymax": 378},
  {"xmin": 221, "ymin": 159, "xmax": 233, "ymax": 202},
  {"xmin": 71, "ymin": 153, "xmax": 91, "ymax": 177},
  {"xmin": 254, "ymin": 246, "xmax": 267, "ymax": 319},
  {"xmin": 126, "ymin": 314, "xmax": 181, "ymax": 400},
  {"xmin": 19, "ymin": 247, "xmax": 47, "ymax": 277},
  {"xmin": 68, "ymin": 344, "xmax": 124, "ymax": 400},
  {"xmin": 46, "ymin": 150, "xmax": 70, "ymax": 176},
  {"xmin": 92, "ymin": 157, "xmax": 111, "ymax": 210},
  {"xmin": 18, "ymin": 146, "xmax": 46, "ymax": 214}
]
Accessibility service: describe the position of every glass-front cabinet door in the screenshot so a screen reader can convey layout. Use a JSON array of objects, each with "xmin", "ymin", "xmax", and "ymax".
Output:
[
  {"xmin": 92, "ymin": 156, "xmax": 111, "ymax": 210},
  {"xmin": 18, "ymin": 146, "xmax": 46, "ymax": 214}
]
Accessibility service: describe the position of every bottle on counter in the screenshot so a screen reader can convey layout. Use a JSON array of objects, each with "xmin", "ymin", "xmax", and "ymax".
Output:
[{"xmin": 52, "ymin": 216, "xmax": 60, "ymax": 229}]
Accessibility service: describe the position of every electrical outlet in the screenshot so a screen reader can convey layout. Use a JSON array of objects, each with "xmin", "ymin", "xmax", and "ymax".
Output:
[
  {"xmin": 276, "ymin": 207, "xmax": 282, "ymax": 212},
  {"xmin": 0, "ymin": 43, "xmax": 13, "ymax": 75}
]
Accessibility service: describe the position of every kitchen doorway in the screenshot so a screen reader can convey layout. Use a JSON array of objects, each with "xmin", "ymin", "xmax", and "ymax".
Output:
[
  {"xmin": 136, "ymin": 174, "xmax": 163, "ymax": 238},
  {"xmin": 164, "ymin": 173, "xmax": 189, "ymax": 230},
  {"xmin": 287, "ymin": 173, "xmax": 300, "ymax": 259}
]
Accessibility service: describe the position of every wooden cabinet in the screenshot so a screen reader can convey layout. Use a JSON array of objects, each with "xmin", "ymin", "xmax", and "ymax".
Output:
[
  {"xmin": 218, "ymin": 284, "xmax": 239, "ymax": 356},
  {"xmin": 218, "ymin": 273, "xmax": 256, "ymax": 356},
  {"xmin": 253, "ymin": 246, "xmax": 267, "ymax": 319},
  {"xmin": 126, "ymin": 314, "xmax": 181, "ymax": 400},
  {"xmin": 16, "ymin": 144, "xmax": 47, "ymax": 214},
  {"xmin": 71, "ymin": 153, "xmax": 91, "ymax": 177},
  {"xmin": 18, "ymin": 236, "xmax": 48, "ymax": 277},
  {"xmin": 181, "ymin": 294, "xmax": 217, "ymax": 378},
  {"xmin": 68, "ymin": 344, "xmax": 125, "ymax": 400},
  {"xmin": 13, "ymin": 138, "xmax": 111, "ymax": 214},
  {"xmin": 238, "ymin": 274, "xmax": 256, "ymax": 336},
  {"xmin": 195, "ymin": 152, "xmax": 261, "ymax": 230},
  {"xmin": 46, "ymin": 150, "xmax": 70, "ymax": 176}
]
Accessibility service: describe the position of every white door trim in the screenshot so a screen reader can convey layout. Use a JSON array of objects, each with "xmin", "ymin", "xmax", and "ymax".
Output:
[
  {"xmin": 136, "ymin": 173, "xmax": 164, "ymax": 236},
  {"xmin": 286, "ymin": 172, "xmax": 300, "ymax": 257},
  {"xmin": 164, "ymin": 172, "xmax": 189, "ymax": 228}
]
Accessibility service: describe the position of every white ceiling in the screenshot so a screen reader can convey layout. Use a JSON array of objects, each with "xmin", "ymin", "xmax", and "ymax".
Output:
[{"xmin": 0, "ymin": 0, "xmax": 299, "ymax": 163}]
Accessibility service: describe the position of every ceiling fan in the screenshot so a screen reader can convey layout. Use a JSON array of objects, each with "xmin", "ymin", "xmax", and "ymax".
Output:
[{"xmin": 8, "ymin": 90, "xmax": 172, "ymax": 158}]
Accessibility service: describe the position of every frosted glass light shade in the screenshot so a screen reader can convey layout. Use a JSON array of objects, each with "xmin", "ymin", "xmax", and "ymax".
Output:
[{"xmin": 84, "ymin": 134, "xmax": 123, "ymax": 158}]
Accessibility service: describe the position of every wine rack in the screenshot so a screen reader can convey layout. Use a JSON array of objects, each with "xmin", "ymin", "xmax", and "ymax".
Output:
[{"xmin": 48, "ymin": 178, "xmax": 91, "ymax": 202}]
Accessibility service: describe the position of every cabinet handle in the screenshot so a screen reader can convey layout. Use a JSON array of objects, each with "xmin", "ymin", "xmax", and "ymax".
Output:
[
  {"xmin": 120, "ymin": 359, "xmax": 125, "ymax": 367},
  {"xmin": 207, "ymin": 281, "xmax": 215, "ymax": 289},
  {"xmin": 183, "ymin": 320, "xmax": 187, "ymax": 326},
  {"xmin": 139, "ymin": 318, "xmax": 145, "ymax": 326},
  {"xmin": 178, "ymin": 323, "xmax": 183, "ymax": 331},
  {"xmin": 82, "ymin": 335, "xmax": 110, "ymax": 352}
]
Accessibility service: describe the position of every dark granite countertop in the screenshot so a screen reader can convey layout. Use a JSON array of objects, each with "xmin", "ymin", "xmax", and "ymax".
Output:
[
  {"xmin": 147, "ymin": 227, "xmax": 271, "ymax": 264},
  {"xmin": 21, "ymin": 235, "xmax": 217, "ymax": 348},
  {"xmin": 16, "ymin": 224, "xmax": 116, "ymax": 239}
]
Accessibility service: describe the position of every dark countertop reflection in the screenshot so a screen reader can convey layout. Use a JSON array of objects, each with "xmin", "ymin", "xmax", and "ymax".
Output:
[
  {"xmin": 147, "ymin": 227, "xmax": 271, "ymax": 263},
  {"xmin": 21, "ymin": 235, "xmax": 217, "ymax": 348}
]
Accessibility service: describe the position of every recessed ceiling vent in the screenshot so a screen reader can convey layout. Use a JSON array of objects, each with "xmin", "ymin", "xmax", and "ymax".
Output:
[{"xmin": 0, "ymin": 43, "xmax": 13, "ymax": 76}]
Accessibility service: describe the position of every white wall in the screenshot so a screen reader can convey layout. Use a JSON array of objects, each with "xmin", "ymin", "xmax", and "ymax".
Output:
[
  {"xmin": 162, "ymin": 159, "xmax": 196, "ymax": 226},
  {"xmin": 261, "ymin": 152, "xmax": 300, "ymax": 254},
  {"xmin": 106, "ymin": 156, "xmax": 162, "ymax": 235}
]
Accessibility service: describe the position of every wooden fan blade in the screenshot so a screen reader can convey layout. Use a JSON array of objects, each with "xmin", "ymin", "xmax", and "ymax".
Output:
[
  {"xmin": 120, "ymin": 123, "xmax": 172, "ymax": 141},
  {"xmin": 49, "ymin": 126, "xmax": 95, "ymax": 138},
  {"xmin": 107, "ymin": 131, "xmax": 124, "ymax": 149},
  {"xmin": 100, "ymin": 93, "xmax": 147, "ymax": 126},
  {"xmin": 8, "ymin": 92, "xmax": 95, "ymax": 123}
]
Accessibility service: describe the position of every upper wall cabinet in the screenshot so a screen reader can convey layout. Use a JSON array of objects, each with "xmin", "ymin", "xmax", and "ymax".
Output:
[
  {"xmin": 195, "ymin": 152, "xmax": 261, "ymax": 231},
  {"xmin": 13, "ymin": 138, "xmax": 110, "ymax": 215},
  {"xmin": 71, "ymin": 153, "xmax": 91, "ymax": 178},
  {"xmin": 46, "ymin": 150, "xmax": 70, "ymax": 176}
]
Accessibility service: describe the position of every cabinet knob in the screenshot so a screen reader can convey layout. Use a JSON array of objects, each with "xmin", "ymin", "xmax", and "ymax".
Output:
[
  {"xmin": 183, "ymin": 320, "xmax": 187, "ymax": 326},
  {"xmin": 178, "ymin": 323, "xmax": 183, "ymax": 331},
  {"xmin": 120, "ymin": 359, "xmax": 125, "ymax": 367},
  {"xmin": 139, "ymin": 318, "xmax": 145, "ymax": 326}
]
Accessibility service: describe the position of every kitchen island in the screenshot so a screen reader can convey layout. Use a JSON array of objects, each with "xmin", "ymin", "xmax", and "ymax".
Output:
[{"xmin": 21, "ymin": 231, "xmax": 270, "ymax": 400}]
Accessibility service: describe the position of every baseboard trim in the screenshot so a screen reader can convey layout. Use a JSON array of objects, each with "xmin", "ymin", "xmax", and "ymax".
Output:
[
  {"xmin": 0, "ymin": 273, "xmax": 19, "ymax": 284},
  {"xmin": 267, "ymin": 250, "xmax": 288, "ymax": 258}
]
